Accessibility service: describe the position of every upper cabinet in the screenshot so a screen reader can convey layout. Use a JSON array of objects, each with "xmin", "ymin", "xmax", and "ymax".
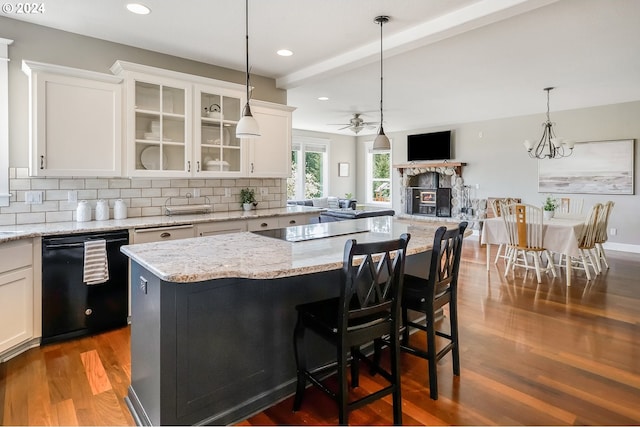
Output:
[
  {"xmin": 247, "ymin": 101, "xmax": 296, "ymax": 178},
  {"xmin": 194, "ymin": 85, "xmax": 243, "ymax": 176},
  {"xmin": 112, "ymin": 61, "xmax": 248, "ymax": 178},
  {"xmin": 22, "ymin": 61, "xmax": 123, "ymax": 177}
]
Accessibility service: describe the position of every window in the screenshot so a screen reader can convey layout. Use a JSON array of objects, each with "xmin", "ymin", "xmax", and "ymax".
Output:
[
  {"xmin": 288, "ymin": 137, "xmax": 329, "ymax": 200},
  {"xmin": 366, "ymin": 144, "xmax": 392, "ymax": 205}
]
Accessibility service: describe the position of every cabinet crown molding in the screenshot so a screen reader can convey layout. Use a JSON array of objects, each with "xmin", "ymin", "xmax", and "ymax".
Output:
[
  {"xmin": 110, "ymin": 60, "xmax": 246, "ymax": 93},
  {"xmin": 21, "ymin": 60, "xmax": 123, "ymax": 83}
]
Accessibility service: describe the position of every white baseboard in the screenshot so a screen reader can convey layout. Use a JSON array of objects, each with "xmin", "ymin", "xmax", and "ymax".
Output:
[{"xmin": 603, "ymin": 241, "xmax": 640, "ymax": 254}]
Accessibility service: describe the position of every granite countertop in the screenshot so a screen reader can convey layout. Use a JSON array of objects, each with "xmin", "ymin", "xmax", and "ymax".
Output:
[
  {"xmin": 121, "ymin": 216, "xmax": 465, "ymax": 283},
  {"xmin": 0, "ymin": 205, "xmax": 321, "ymax": 243}
]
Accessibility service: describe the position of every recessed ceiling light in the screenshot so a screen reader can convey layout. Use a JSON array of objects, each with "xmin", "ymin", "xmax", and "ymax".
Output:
[
  {"xmin": 277, "ymin": 49, "xmax": 293, "ymax": 57},
  {"xmin": 317, "ymin": 96, "xmax": 329, "ymax": 101},
  {"xmin": 126, "ymin": 3, "xmax": 151, "ymax": 15}
]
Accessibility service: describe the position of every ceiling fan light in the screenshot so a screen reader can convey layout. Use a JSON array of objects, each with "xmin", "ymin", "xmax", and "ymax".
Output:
[
  {"xmin": 373, "ymin": 126, "xmax": 390, "ymax": 150},
  {"xmin": 236, "ymin": 103, "xmax": 261, "ymax": 137}
]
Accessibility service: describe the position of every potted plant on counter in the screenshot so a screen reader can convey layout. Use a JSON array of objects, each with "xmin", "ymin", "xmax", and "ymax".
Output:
[
  {"xmin": 543, "ymin": 195, "xmax": 558, "ymax": 219},
  {"xmin": 240, "ymin": 188, "xmax": 256, "ymax": 211}
]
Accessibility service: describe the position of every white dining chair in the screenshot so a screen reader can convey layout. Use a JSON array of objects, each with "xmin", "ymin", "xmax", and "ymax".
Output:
[
  {"xmin": 489, "ymin": 198, "xmax": 520, "ymax": 265},
  {"xmin": 569, "ymin": 203, "xmax": 603, "ymax": 280},
  {"xmin": 557, "ymin": 197, "xmax": 584, "ymax": 215},
  {"xmin": 501, "ymin": 203, "xmax": 557, "ymax": 283},
  {"xmin": 595, "ymin": 201, "xmax": 614, "ymax": 269}
]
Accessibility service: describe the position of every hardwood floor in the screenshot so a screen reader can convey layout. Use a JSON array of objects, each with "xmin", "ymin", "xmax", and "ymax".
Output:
[{"xmin": 1, "ymin": 240, "xmax": 639, "ymax": 425}]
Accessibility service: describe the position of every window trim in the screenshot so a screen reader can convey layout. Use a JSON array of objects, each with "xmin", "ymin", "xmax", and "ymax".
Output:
[
  {"xmin": 365, "ymin": 142, "xmax": 392, "ymax": 206},
  {"xmin": 290, "ymin": 136, "xmax": 330, "ymax": 200}
]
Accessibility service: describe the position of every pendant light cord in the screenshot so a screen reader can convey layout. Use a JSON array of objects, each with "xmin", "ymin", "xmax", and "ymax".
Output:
[
  {"xmin": 245, "ymin": 0, "xmax": 250, "ymax": 102},
  {"xmin": 379, "ymin": 17, "xmax": 384, "ymax": 126}
]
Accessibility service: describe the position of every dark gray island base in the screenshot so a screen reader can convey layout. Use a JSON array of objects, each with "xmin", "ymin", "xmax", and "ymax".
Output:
[{"xmin": 121, "ymin": 218, "xmax": 446, "ymax": 425}]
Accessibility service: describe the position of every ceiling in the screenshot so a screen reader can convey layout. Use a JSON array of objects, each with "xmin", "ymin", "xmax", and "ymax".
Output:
[{"xmin": 6, "ymin": 0, "xmax": 640, "ymax": 137}]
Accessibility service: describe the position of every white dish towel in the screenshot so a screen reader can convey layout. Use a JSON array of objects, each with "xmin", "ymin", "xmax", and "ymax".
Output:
[{"xmin": 83, "ymin": 239, "xmax": 109, "ymax": 285}]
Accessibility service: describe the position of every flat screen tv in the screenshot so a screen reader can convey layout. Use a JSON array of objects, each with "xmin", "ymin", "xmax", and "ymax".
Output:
[{"xmin": 407, "ymin": 130, "xmax": 451, "ymax": 161}]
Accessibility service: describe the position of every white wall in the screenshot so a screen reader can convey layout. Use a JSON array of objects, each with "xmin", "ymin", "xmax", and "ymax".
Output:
[
  {"xmin": 293, "ymin": 129, "xmax": 357, "ymax": 199},
  {"xmin": 371, "ymin": 100, "xmax": 640, "ymax": 247}
]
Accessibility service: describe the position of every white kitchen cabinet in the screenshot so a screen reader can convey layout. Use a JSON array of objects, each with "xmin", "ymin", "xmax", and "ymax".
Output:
[
  {"xmin": 132, "ymin": 224, "xmax": 195, "ymax": 243},
  {"xmin": 196, "ymin": 220, "xmax": 247, "ymax": 236},
  {"xmin": 22, "ymin": 61, "xmax": 123, "ymax": 177},
  {"xmin": 0, "ymin": 240, "xmax": 34, "ymax": 356},
  {"xmin": 193, "ymin": 84, "xmax": 245, "ymax": 176},
  {"xmin": 112, "ymin": 61, "xmax": 250, "ymax": 178},
  {"xmin": 247, "ymin": 101, "xmax": 295, "ymax": 177},
  {"xmin": 277, "ymin": 214, "xmax": 314, "ymax": 228}
]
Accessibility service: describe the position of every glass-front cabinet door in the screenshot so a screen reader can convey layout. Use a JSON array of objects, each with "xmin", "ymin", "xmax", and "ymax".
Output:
[
  {"xmin": 196, "ymin": 85, "xmax": 244, "ymax": 175},
  {"xmin": 132, "ymin": 79, "xmax": 190, "ymax": 176}
]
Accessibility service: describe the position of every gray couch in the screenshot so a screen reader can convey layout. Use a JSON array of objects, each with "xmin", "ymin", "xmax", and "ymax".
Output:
[{"xmin": 287, "ymin": 197, "xmax": 357, "ymax": 210}]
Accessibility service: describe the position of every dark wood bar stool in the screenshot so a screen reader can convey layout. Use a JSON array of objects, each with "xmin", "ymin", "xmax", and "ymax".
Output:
[
  {"xmin": 401, "ymin": 222, "xmax": 466, "ymax": 400},
  {"xmin": 374, "ymin": 222, "xmax": 467, "ymax": 400},
  {"xmin": 292, "ymin": 233, "xmax": 410, "ymax": 425}
]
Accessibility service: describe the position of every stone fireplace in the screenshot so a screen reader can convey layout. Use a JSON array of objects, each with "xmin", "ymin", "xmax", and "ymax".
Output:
[{"xmin": 395, "ymin": 162, "xmax": 466, "ymax": 218}]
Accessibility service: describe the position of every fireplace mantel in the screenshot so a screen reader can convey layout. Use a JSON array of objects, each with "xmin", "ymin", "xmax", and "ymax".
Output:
[{"xmin": 393, "ymin": 161, "xmax": 466, "ymax": 177}]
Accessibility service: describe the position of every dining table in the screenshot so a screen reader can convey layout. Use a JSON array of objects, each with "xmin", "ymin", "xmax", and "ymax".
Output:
[{"xmin": 481, "ymin": 214, "xmax": 586, "ymax": 286}]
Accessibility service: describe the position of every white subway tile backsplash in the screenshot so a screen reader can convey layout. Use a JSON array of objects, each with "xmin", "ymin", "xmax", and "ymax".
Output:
[
  {"xmin": 1, "ymin": 175, "xmax": 287, "ymax": 225},
  {"xmin": 46, "ymin": 211, "xmax": 73, "ymax": 223},
  {"xmin": 141, "ymin": 206, "xmax": 162, "ymax": 216},
  {"xmin": 0, "ymin": 214, "xmax": 16, "ymax": 226},
  {"xmin": 131, "ymin": 179, "xmax": 152, "ymax": 189},
  {"xmin": 10, "ymin": 179, "xmax": 31, "ymax": 191},
  {"xmin": 97, "ymin": 189, "xmax": 120, "ymax": 199},
  {"xmin": 151, "ymin": 179, "xmax": 171, "ymax": 188},
  {"xmin": 130, "ymin": 198, "xmax": 151, "ymax": 208},
  {"xmin": 78, "ymin": 190, "xmax": 98, "ymax": 200},
  {"xmin": 32, "ymin": 179, "xmax": 60, "ymax": 190},
  {"xmin": 15, "ymin": 168, "xmax": 29, "ymax": 179},
  {"xmin": 16, "ymin": 212, "xmax": 46, "ymax": 224},
  {"xmin": 60, "ymin": 179, "xmax": 85, "ymax": 190},
  {"xmin": 109, "ymin": 178, "xmax": 132, "ymax": 189},
  {"xmin": 30, "ymin": 201, "xmax": 59, "ymax": 212},
  {"xmin": 85, "ymin": 179, "xmax": 109, "ymax": 189},
  {"xmin": 141, "ymin": 188, "xmax": 162, "ymax": 198}
]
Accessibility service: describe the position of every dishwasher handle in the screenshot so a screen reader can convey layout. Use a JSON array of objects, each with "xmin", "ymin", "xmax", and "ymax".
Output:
[{"xmin": 43, "ymin": 236, "xmax": 129, "ymax": 250}]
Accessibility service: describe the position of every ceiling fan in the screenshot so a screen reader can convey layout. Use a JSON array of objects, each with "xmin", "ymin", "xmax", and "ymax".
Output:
[{"xmin": 329, "ymin": 113, "xmax": 377, "ymax": 134}]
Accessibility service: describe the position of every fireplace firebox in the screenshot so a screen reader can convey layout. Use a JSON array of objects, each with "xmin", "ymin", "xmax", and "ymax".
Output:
[{"xmin": 406, "ymin": 187, "xmax": 451, "ymax": 217}]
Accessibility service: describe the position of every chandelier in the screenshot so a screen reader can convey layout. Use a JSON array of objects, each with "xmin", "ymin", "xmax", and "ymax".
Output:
[{"xmin": 524, "ymin": 87, "xmax": 574, "ymax": 159}]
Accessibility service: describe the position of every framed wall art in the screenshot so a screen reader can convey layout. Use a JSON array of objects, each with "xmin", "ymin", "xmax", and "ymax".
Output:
[
  {"xmin": 538, "ymin": 139, "xmax": 634, "ymax": 194},
  {"xmin": 338, "ymin": 162, "xmax": 350, "ymax": 177}
]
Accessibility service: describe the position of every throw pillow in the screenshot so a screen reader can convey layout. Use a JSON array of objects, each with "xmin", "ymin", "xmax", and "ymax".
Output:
[
  {"xmin": 312, "ymin": 197, "xmax": 329, "ymax": 208},
  {"xmin": 327, "ymin": 197, "xmax": 339, "ymax": 209}
]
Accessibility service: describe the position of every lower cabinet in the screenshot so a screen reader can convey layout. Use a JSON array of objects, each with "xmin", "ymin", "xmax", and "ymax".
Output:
[
  {"xmin": 0, "ymin": 240, "xmax": 35, "ymax": 357},
  {"xmin": 196, "ymin": 220, "xmax": 247, "ymax": 236},
  {"xmin": 132, "ymin": 224, "xmax": 195, "ymax": 243}
]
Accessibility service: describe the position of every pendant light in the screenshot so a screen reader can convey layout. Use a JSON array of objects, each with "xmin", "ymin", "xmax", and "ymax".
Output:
[
  {"xmin": 373, "ymin": 15, "xmax": 390, "ymax": 151},
  {"xmin": 236, "ymin": 0, "xmax": 260, "ymax": 138}
]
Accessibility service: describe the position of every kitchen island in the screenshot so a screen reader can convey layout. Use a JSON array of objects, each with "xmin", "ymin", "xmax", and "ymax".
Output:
[{"xmin": 121, "ymin": 216, "xmax": 462, "ymax": 426}]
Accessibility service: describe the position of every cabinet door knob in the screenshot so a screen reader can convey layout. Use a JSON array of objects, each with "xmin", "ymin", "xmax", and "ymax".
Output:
[
  {"xmin": 40, "ymin": 155, "xmax": 44, "ymax": 169},
  {"xmin": 261, "ymin": 222, "xmax": 268, "ymax": 227},
  {"xmin": 85, "ymin": 308, "xmax": 93, "ymax": 316},
  {"xmin": 160, "ymin": 232, "xmax": 171, "ymax": 238}
]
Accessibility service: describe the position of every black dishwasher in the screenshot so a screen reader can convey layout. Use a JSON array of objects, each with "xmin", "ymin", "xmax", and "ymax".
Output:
[{"xmin": 42, "ymin": 230, "xmax": 129, "ymax": 345}]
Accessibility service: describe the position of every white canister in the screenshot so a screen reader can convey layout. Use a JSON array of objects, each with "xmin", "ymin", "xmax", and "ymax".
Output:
[
  {"xmin": 114, "ymin": 199, "xmax": 127, "ymax": 220},
  {"xmin": 76, "ymin": 200, "xmax": 91, "ymax": 222},
  {"xmin": 96, "ymin": 199, "xmax": 109, "ymax": 221}
]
